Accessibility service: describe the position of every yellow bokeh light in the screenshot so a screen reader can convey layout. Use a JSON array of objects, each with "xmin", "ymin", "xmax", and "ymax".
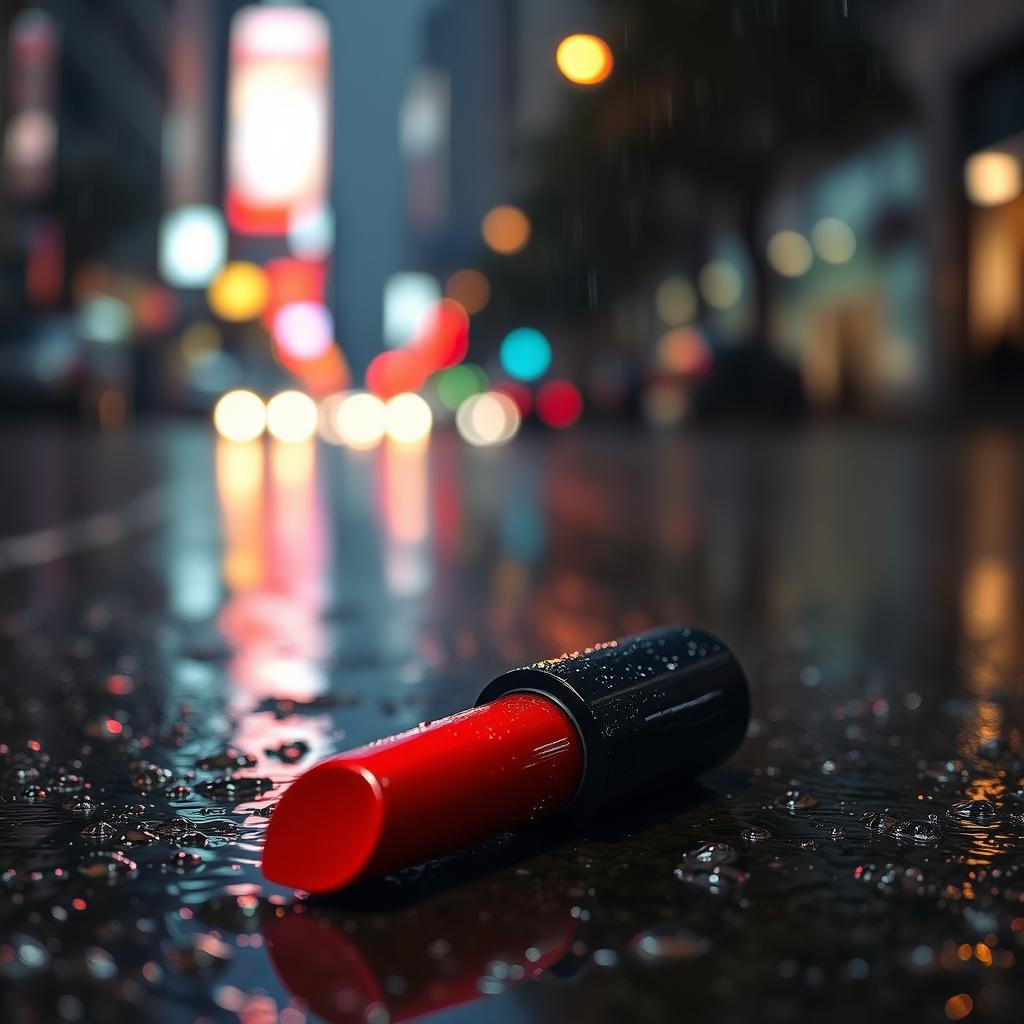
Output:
[
  {"xmin": 655, "ymin": 276, "xmax": 698, "ymax": 325},
  {"xmin": 965, "ymin": 150, "xmax": 1022, "ymax": 207},
  {"xmin": 767, "ymin": 230, "xmax": 813, "ymax": 278},
  {"xmin": 384, "ymin": 391, "xmax": 433, "ymax": 446},
  {"xmin": 556, "ymin": 34, "xmax": 613, "ymax": 86},
  {"xmin": 335, "ymin": 391, "xmax": 386, "ymax": 450},
  {"xmin": 445, "ymin": 268, "xmax": 491, "ymax": 314},
  {"xmin": 481, "ymin": 206, "xmax": 531, "ymax": 255},
  {"xmin": 208, "ymin": 261, "xmax": 269, "ymax": 322},
  {"xmin": 266, "ymin": 390, "xmax": 318, "ymax": 443},
  {"xmin": 213, "ymin": 389, "xmax": 267, "ymax": 442}
]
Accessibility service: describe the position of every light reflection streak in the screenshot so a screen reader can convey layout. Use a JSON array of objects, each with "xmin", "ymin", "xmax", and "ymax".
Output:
[
  {"xmin": 378, "ymin": 439, "xmax": 431, "ymax": 596},
  {"xmin": 955, "ymin": 440, "xmax": 1019, "ymax": 863},
  {"xmin": 215, "ymin": 438, "xmax": 331, "ymax": 781}
]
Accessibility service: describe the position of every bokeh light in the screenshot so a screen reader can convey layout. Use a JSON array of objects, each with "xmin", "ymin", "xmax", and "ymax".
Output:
[
  {"xmin": 481, "ymin": 206, "xmax": 531, "ymax": 255},
  {"xmin": 316, "ymin": 392, "xmax": 347, "ymax": 445},
  {"xmin": 264, "ymin": 259, "xmax": 327, "ymax": 329},
  {"xmin": 134, "ymin": 284, "xmax": 177, "ymax": 335},
  {"xmin": 272, "ymin": 301, "xmax": 333, "ymax": 361},
  {"xmin": 555, "ymin": 34, "xmax": 613, "ymax": 86},
  {"xmin": 655, "ymin": 276, "xmax": 698, "ymax": 325},
  {"xmin": 75, "ymin": 295, "xmax": 132, "ymax": 344},
  {"xmin": 208, "ymin": 262, "xmax": 269, "ymax": 322},
  {"xmin": 213, "ymin": 389, "xmax": 266, "ymax": 442},
  {"xmin": 436, "ymin": 363, "xmax": 488, "ymax": 410},
  {"xmin": 698, "ymin": 261, "xmax": 743, "ymax": 309},
  {"xmin": 536, "ymin": 380, "xmax": 583, "ymax": 428},
  {"xmin": 413, "ymin": 298, "xmax": 469, "ymax": 371},
  {"xmin": 384, "ymin": 392, "xmax": 433, "ymax": 445},
  {"xmin": 500, "ymin": 327, "xmax": 552, "ymax": 381},
  {"xmin": 657, "ymin": 327, "xmax": 713, "ymax": 376},
  {"xmin": 335, "ymin": 391, "xmax": 386, "ymax": 450},
  {"xmin": 366, "ymin": 349, "xmax": 427, "ymax": 399},
  {"xmin": 266, "ymin": 390, "xmax": 318, "ymax": 443},
  {"xmin": 811, "ymin": 218, "xmax": 857, "ymax": 264},
  {"xmin": 159, "ymin": 205, "xmax": 226, "ymax": 288},
  {"xmin": 384, "ymin": 272, "xmax": 441, "ymax": 346},
  {"xmin": 964, "ymin": 150, "xmax": 1022, "ymax": 207},
  {"xmin": 643, "ymin": 383, "xmax": 688, "ymax": 427},
  {"xmin": 445, "ymin": 268, "xmax": 491, "ymax": 314},
  {"xmin": 455, "ymin": 391, "xmax": 521, "ymax": 447},
  {"xmin": 767, "ymin": 230, "xmax": 813, "ymax": 278}
]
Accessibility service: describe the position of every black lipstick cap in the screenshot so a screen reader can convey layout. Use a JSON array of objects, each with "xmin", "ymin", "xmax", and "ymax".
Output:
[{"xmin": 476, "ymin": 625, "xmax": 750, "ymax": 820}]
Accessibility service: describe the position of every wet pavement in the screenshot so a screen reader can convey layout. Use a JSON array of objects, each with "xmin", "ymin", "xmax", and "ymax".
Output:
[{"xmin": 1, "ymin": 423, "xmax": 1024, "ymax": 1024}]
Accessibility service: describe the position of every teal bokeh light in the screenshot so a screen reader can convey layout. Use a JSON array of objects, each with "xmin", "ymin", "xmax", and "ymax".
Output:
[{"xmin": 499, "ymin": 327, "xmax": 551, "ymax": 382}]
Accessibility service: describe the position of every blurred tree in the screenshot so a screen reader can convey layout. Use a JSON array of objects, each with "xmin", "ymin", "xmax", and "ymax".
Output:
[{"xmin": 485, "ymin": 0, "xmax": 909, "ymax": 354}]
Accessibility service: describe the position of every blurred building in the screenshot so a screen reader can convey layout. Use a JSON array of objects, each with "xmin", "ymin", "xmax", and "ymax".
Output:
[{"xmin": 882, "ymin": 0, "xmax": 1024, "ymax": 408}]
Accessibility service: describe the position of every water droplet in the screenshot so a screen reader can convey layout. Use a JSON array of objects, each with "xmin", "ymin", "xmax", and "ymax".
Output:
[
  {"xmin": 199, "ymin": 819, "xmax": 238, "ymax": 840},
  {"xmin": 948, "ymin": 799, "xmax": 1000, "ymax": 823},
  {"xmin": 775, "ymin": 788, "xmax": 818, "ymax": 813},
  {"xmin": 78, "ymin": 851, "xmax": 138, "ymax": 884},
  {"xmin": 674, "ymin": 864, "xmax": 749, "ymax": 895},
  {"xmin": 163, "ymin": 851, "xmax": 202, "ymax": 873},
  {"xmin": 194, "ymin": 776, "xmax": 274, "ymax": 802},
  {"xmin": 894, "ymin": 819, "xmax": 942, "ymax": 845},
  {"xmin": 196, "ymin": 749, "xmax": 257, "ymax": 772},
  {"xmin": 631, "ymin": 926, "xmax": 711, "ymax": 962},
  {"xmin": 680, "ymin": 842, "xmax": 738, "ymax": 867},
  {"xmin": 741, "ymin": 826, "xmax": 771, "ymax": 843},
  {"xmin": 64, "ymin": 795, "xmax": 98, "ymax": 818},
  {"xmin": 861, "ymin": 811, "xmax": 900, "ymax": 833},
  {"xmin": 81, "ymin": 820, "xmax": 122, "ymax": 843},
  {"xmin": 133, "ymin": 765, "xmax": 173, "ymax": 792},
  {"xmin": 265, "ymin": 740, "xmax": 311, "ymax": 764},
  {"xmin": 155, "ymin": 816, "xmax": 195, "ymax": 839},
  {"xmin": 173, "ymin": 831, "xmax": 209, "ymax": 848},
  {"xmin": 123, "ymin": 827, "xmax": 159, "ymax": 845}
]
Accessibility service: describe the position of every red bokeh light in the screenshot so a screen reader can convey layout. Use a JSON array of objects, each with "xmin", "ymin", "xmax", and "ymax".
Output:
[
  {"xmin": 263, "ymin": 259, "xmax": 326, "ymax": 329},
  {"xmin": 366, "ymin": 349, "xmax": 427, "ymax": 399},
  {"xmin": 536, "ymin": 380, "xmax": 583, "ymax": 429},
  {"xmin": 281, "ymin": 345, "xmax": 350, "ymax": 397},
  {"xmin": 412, "ymin": 298, "xmax": 469, "ymax": 372},
  {"xmin": 134, "ymin": 284, "xmax": 177, "ymax": 335}
]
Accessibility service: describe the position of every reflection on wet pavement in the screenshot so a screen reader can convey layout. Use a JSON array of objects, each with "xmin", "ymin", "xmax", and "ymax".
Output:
[{"xmin": 1, "ymin": 425, "xmax": 1024, "ymax": 1023}]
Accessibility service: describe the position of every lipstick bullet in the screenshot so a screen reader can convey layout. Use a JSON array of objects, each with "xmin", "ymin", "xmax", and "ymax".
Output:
[{"xmin": 262, "ymin": 625, "xmax": 749, "ymax": 893}]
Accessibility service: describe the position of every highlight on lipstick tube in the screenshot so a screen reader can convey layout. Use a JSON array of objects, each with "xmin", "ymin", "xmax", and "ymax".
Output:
[{"xmin": 263, "ymin": 625, "xmax": 749, "ymax": 893}]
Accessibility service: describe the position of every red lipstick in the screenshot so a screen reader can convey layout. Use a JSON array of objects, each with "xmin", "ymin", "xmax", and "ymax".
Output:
[{"xmin": 263, "ymin": 625, "xmax": 749, "ymax": 893}]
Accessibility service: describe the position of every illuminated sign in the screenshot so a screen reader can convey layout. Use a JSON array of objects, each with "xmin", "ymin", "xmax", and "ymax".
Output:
[{"xmin": 225, "ymin": 6, "xmax": 331, "ymax": 235}]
